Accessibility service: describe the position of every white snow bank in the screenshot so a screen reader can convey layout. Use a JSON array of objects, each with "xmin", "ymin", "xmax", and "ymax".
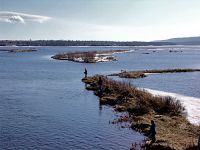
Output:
[{"xmin": 143, "ymin": 88, "xmax": 200, "ymax": 125}]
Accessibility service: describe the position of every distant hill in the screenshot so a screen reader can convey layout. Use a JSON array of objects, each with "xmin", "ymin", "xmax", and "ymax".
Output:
[{"xmin": 155, "ymin": 36, "xmax": 200, "ymax": 45}]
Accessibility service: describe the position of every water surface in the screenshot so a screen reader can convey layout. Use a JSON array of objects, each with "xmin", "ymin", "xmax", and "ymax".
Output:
[{"xmin": 1, "ymin": 46, "xmax": 200, "ymax": 149}]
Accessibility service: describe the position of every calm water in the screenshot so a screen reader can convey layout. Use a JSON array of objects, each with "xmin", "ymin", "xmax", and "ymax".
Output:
[{"xmin": 0, "ymin": 46, "xmax": 200, "ymax": 149}]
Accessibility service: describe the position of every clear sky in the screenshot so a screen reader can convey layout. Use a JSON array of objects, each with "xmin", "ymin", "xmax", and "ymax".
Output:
[{"xmin": 0, "ymin": 0, "xmax": 200, "ymax": 41}]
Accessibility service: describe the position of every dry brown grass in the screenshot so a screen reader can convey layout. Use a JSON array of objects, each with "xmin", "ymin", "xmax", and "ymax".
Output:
[
  {"xmin": 52, "ymin": 50, "xmax": 128, "ymax": 63},
  {"xmin": 82, "ymin": 75, "xmax": 200, "ymax": 150},
  {"xmin": 110, "ymin": 69, "xmax": 200, "ymax": 79},
  {"xmin": 52, "ymin": 51, "xmax": 96, "ymax": 63},
  {"xmin": 84, "ymin": 76, "xmax": 185, "ymax": 116}
]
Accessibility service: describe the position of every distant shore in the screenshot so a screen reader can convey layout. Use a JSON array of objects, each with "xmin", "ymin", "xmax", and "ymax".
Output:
[
  {"xmin": 51, "ymin": 50, "xmax": 129, "ymax": 63},
  {"xmin": 0, "ymin": 40, "xmax": 175, "ymax": 47}
]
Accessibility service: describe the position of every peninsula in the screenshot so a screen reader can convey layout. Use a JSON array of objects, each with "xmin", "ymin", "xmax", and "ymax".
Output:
[
  {"xmin": 82, "ymin": 75, "xmax": 199, "ymax": 149},
  {"xmin": 110, "ymin": 68, "xmax": 200, "ymax": 79}
]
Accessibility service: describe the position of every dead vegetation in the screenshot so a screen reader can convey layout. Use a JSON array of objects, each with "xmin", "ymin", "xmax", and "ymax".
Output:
[
  {"xmin": 110, "ymin": 68, "xmax": 200, "ymax": 79},
  {"xmin": 82, "ymin": 76, "xmax": 200, "ymax": 150},
  {"xmin": 51, "ymin": 50, "xmax": 128, "ymax": 63},
  {"xmin": 52, "ymin": 51, "xmax": 96, "ymax": 63}
]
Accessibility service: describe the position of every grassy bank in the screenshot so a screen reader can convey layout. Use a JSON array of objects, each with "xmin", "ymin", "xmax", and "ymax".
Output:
[
  {"xmin": 51, "ymin": 50, "xmax": 128, "ymax": 63},
  {"xmin": 82, "ymin": 76, "xmax": 199, "ymax": 150},
  {"xmin": 110, "ymin": 69, "xmax": 200, "ymax": 79}
]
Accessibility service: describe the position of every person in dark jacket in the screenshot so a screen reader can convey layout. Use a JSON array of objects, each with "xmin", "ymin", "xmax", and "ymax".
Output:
[
  {"xmin": 84, "ymin": 68, "xmax": 87, "ymax": 78},
  {"xmin": 149, "ymin": 120, "xmax": 156, "ymax": 143},
  {"xmin": 198, "ymin": 134, "xmax": 200, "ymax": 150},
  {"xmin": 98, "ymin": 77, "xmax": 103, "ymax": 94}
]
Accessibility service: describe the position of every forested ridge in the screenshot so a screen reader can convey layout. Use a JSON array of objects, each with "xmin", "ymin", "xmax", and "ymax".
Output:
[{"xmin": 0, "ymin": 40, "xmax": 175, "ymax": 46}]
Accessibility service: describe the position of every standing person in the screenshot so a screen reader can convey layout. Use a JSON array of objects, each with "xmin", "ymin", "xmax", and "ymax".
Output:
[
  {"xmin": 198, "ymin": 134, "xmax": 200, "ymax": 150},
  {"xmin": 98, "ymin": 76, "xmax": 103, "ymax": 94},
  {"xmin": 149, "ymin": 120, "xmax": 156, "ymax": 143},
  {"xmin": 84, "ymin": 68, "xmax": 87, "ymax": 78}
]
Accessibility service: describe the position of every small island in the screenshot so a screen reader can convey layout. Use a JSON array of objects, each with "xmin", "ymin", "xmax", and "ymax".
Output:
[
  {"xmin": 82, "ymin": 75, "xmax": 199, "ymax": 149},
  {"xmin": 8, "ymin": 49, "xmax": 37, "ymax": 53},
  {"xmin": 110, "ymin": 68, "xmax": 200, "ymax": 79},
  {"xmin": 51, "ymin": 50, "xmax": 129, "ymax": 63}
]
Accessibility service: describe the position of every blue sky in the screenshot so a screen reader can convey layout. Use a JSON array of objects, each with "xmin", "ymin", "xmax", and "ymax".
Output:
[{"xmin": 1, "ymin": 0, "xmax": 200, "ymax": 41}]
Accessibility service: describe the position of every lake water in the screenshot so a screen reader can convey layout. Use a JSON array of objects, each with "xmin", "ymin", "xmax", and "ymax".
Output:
[{"xmin": 0, "ymin": 46, "xmax": 200, "ymax": 149}]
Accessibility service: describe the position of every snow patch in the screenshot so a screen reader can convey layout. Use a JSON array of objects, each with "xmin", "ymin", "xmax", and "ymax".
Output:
[{"xmin": 143, "ymin": 88, "xmax": 200, "ymax": 125}]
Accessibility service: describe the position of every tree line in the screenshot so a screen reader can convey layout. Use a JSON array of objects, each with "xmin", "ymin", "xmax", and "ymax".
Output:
[{"xmin": 0, "ymin": 40, "xmax": 175, "ymax": 46}]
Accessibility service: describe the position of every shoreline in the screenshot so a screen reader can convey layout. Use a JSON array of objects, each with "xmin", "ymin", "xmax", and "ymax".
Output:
[
  {"xmin": 110, "ymin": 68, "xmax": 200, "ymax": 79},
  {"xmin": 82, "ymin": 75, "xmax": 199, "ymax": 149}
]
